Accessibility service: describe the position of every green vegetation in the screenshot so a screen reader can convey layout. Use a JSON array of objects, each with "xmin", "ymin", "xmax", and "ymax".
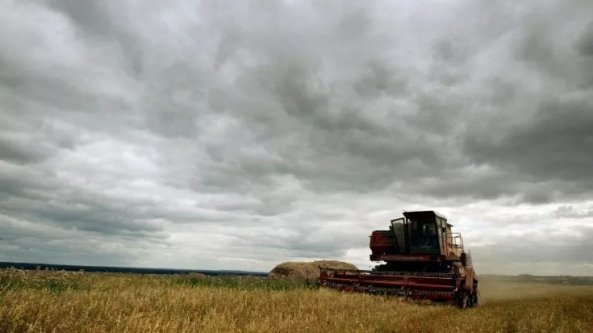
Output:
[{"xmin": 0, "ymin": 270, "xmax": 88, "ymax": 293}]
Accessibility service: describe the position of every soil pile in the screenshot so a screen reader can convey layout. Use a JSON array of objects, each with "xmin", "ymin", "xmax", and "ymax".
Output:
[{"xmin": 269, "ymin": 260, "xmax": 357, "ymax": 280}]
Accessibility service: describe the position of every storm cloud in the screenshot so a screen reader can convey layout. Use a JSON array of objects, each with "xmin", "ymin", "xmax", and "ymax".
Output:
[{"xmin": 1, "ymin": 0, "xmax": 592, "ymax": 275}]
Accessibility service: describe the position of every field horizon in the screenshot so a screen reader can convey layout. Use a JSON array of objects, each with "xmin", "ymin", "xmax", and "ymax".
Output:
[{"xmin": 3, "ymin": 261, "xmax": 593, "ymax": 283}]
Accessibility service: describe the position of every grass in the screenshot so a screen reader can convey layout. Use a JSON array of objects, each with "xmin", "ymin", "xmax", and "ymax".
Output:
[
  {"xmin": 1, "ymin": 269, "xmax": 592, "ymax": 333},
  {"xmin": 173, "ymin": 274, "xmax": 317, "ymax": 291}
]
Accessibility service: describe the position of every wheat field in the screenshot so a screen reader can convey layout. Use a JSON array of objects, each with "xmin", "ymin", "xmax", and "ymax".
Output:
[{"xmin": 1, "ymin": 269, "xmax": 592, "ymax": 333}]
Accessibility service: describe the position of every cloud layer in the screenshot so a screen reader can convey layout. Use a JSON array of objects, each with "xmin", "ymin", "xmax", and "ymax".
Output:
[{"xmin": 1, "ymin": 0, "xmax": 592, "ymax": 275}]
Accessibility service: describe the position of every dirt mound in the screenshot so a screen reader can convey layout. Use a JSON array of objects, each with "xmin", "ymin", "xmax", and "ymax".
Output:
[{"xmin": 269, "ymin": 260, "xmax": 357, "ymax": 280}]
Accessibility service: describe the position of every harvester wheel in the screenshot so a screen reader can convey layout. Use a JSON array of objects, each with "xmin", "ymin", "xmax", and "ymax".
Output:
[
  {"xmin": 471, "ymin": 290, "xmax": 479, "ymax": 307},
  {"xmin": 457, "ymin": 292, "xmax": 470, "ymax": 309},
  {"xmin": 472, "ymin": 280, "xmax": 479, "ymax": 306}
]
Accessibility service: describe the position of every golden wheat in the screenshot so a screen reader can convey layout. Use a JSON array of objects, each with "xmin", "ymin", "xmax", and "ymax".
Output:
[{"xmin": 1, "ymin": 269, "xmax": 592, "ymax": 333}]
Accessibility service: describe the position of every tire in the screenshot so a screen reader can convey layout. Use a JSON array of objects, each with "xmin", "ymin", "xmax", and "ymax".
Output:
[
  {"xmin": 471, "ymin": 289, "xmax": 479, "ymax": 307},
  {"xmin": 471, "ymin": 280, "xmax": 479, "ymax": 307},
  {"xmin": 457, "ymin": 292, "xmax": 469, "ymax": 309}
]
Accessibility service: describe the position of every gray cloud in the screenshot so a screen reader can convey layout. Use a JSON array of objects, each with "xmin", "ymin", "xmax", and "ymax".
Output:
[
  {"xmin": 0, "ymin": 0, "xmax": 592, "ymax": 274},
  {"xmin": 555, "ymin": 205, "xmax": 593, "ymax": 219},
  {"xmin": 463, "ymin": 97, "xmax": 593, "ymax": 203},
  {"xmin": 577, "ymin": 22, "xmax": 593, "ymax": 57},
  {"xmin": 0, "ymin": 136, "xmax": 53, "ymax": 164},
  {"xmin": 472, "ymin": 224, "xmax": 593, "ymax": 275}
]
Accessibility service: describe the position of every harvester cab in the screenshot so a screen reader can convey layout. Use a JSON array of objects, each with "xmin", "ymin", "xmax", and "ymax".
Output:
[
  {"xmin": 370, "ymin": 211, "xmax": 468, "ymax": 272},
  {"xmin": 318, "ymin": 210, "xmax": 478, "ymax": 308}
]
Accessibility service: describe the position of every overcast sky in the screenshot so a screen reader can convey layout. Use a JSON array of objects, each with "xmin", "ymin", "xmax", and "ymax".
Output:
[{"xmin": 1, "ymin": 0, "xmax": 592, "ymax": 275}]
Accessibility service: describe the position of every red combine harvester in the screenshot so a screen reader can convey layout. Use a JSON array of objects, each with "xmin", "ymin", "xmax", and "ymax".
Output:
[{"xmin": 319, "ymin": 210, "xmax": 478, "ymax": 308}]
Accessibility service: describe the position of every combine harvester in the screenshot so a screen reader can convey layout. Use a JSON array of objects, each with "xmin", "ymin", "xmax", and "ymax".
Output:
[{"xmin": 319, "ymin": 211, "xmax": 478, "ymax": 308}]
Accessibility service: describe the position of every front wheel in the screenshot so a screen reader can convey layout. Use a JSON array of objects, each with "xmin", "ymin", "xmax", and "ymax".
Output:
[
  {"xmin": 470, "ymin": 279, "xmax": 479, "ymax": 307},
  {"xmin": 457, "ymin": 290, "xmax": 478, "ymax": 309},
  {"xmin": 471, "ymin": 288, "xmax": 479, "ymax": 307},
  {"xmin": 457, "ymin": 292, "xmax": 470, "ymax": 309}
]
